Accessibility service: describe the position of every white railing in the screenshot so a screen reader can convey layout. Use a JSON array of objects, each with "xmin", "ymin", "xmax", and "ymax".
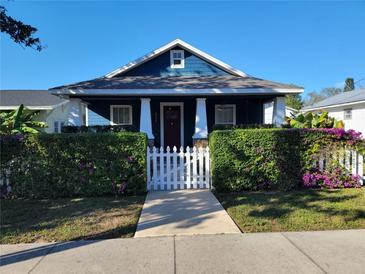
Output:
[
  {"xmin": 316, "ymin": 149, "xmax": 364, "ymax": 185},
  {"xmin": 147, "ymin": 146, "xmax": 210, "ymax": 191}
]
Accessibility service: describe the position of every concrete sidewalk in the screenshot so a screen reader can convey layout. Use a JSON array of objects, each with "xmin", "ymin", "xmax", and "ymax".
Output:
[
  {"xmin": 1, "ymin": 230, "xmax": 364, "ymax": 274},
  {"xmin": 134, "ymin": 190, "xmax": 241, "ymax": 237}
]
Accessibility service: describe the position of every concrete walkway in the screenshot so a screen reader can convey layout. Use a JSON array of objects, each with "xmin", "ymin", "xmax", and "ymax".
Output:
[
  {"xmin": 1, "ymin": 230, "xmax": 364, "ymax": 274},
  {"xmin": 134, "ymin": 190, "xmax": 241, "ymax": 237}
]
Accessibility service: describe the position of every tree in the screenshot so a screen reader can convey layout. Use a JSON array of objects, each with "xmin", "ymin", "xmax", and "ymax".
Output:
[
  {"xmin": 344, "ymin": 78, "xmax": 354, "ymax": 92},
  {"xmin": 321, "ymin": 87, "xmax": 343, "ymax": 97},
  {"xmin": 285, "ymin": 94, "xmax": 303, "ymax": 110},
  {"xmin": 0, "ymin": 104, "xmax": 47, "ymax": 134},
  {"xmin": 303, "ymin": 87, "xmax": 342, "ymax": 106},
  {"xmin": 0, "ymin": 6, "xmax": 43, "ymax": 51}
]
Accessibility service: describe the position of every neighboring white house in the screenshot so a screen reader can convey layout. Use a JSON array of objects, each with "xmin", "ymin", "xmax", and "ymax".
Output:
[
  {"xmin": 285, "ymin": 106, "xmax": 298, "ymax": 117},
  {"xmin": 302, "ymin": 88, "xmax": 365, "ymax": 135},
  {"xmin": 0, "ymin": 90, "xmax": 87, "ymax": 133}
]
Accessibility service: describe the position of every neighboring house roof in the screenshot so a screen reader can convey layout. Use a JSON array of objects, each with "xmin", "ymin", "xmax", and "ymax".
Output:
[
  {"xmin": 51, "ymin": 38, "xmax": 303, "ymax": 95},
  {"xmin": 302, "ymin": 89, "xmax": 365, "ymax": 111},
  {"xmin": 285, "ymin": 106, "xmax": 298, "ymax": 112},
  {"xmin": 0, "ymin": 90, "xmax": 68, "ymax": 110}
]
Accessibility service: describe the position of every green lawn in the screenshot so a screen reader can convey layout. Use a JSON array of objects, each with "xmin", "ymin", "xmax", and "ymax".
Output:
[
  {"xmin": 215, "ymin": 188, "xmax": 365, "ymax": 233},
  {"xmin": 0, "ymin": 196, "xmax": 145, "ymax": 244}
]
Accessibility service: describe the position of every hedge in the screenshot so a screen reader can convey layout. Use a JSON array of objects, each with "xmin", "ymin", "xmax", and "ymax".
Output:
[
  {"xmin": 210, "ymin": 129, "xmax": 302, "ymax": 191},
  {"xmin": 212, "ymin": 124, "xmax": 274, "ymax": 131},
  {"xmin": 210, "ymin": 128, "xmax": 364, "ymax": 192},
  {"xmin": 62, "ymin": 125, "xmax": 137, "ymax": 133},
  {"xmin": 1, "ymin": 132, "xmax": 147, "ymax": 198}
]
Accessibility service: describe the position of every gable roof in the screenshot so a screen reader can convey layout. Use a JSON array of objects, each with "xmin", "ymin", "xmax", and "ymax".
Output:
[
  {"xmin": 51, "ymin": 38, "xmax": 304, "ymax": 95},
  {"xmin": 302, "ymin": 89, "xmax": 365, "ymax": 111},
  {"xmin": 105, "ymin": 39, "xmax": 248, "ymax": 78},
  {"xmin": 0, "ymin": 90, "xmax": 68, "ymax": 110}
]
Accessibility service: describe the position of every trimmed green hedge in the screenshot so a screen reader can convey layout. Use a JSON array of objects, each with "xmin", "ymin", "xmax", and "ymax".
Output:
[
  {"xmin": 210, "ymin": 129, "xmax": 302, "ymax": 191},
  {"xmin": 62, "ymin": 125, "xmax": 137, "ymax": 133},
  {"xmin": 212, "ymin": 123, "xmax": 274, "ymax": 130},
  {"xmin": 2, "ymin": 132, "xmax": 147, "ymax": 198}
]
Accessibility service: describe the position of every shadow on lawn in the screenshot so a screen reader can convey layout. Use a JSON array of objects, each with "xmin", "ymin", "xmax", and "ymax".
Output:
[
  {"xmin": 216, "ymin": 189, "xmax": 365, "ymax": 223},
  {"xmin": 0, "ymin": 196, "xmax": 145, "ymax": 243},
  {"xmin": 0, "ymin": 195, "xmax": 144, "ymax": 267}
]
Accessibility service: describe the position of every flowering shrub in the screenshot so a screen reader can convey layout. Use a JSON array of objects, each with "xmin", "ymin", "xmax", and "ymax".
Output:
[
  {"xmin": 0, "ymin": 134, "xmax": 26, "ymax": 198},
  {"xmin": 210, "ymin": 128, "xmax": 363, "ymax": 192},
  {"xmin": 1, "ymin": 132, "xmax": 147, "ymax": 198},
  {"xmin": 307, "ymin": 128, "xmax": 363, "ymax": 146},
  {"xmin": 303, "ymin": 168, "xmax": 361, "ymax": 189}
]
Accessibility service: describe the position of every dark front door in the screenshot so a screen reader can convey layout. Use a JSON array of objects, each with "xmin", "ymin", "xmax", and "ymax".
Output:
[{"xmin": 163, "ymin": 106, "xmax": 181, "ymax": 148}]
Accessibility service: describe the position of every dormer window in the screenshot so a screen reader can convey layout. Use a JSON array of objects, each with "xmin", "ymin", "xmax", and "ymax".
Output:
[{"xmin": 170, "ymin": 50, "xmax": 185, "ymax": 68}]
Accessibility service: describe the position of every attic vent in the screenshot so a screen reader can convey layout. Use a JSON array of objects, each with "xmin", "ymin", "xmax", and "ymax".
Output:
[{"xmin": 170, "ymin": 50, "xmax": 185, "ymax": 69}]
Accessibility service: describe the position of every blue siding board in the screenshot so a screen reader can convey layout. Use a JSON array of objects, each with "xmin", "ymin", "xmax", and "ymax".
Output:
[
  {"xmin": 120, "ymin": 46, "xmax": 230, "ymax": 77},
  {"xmin": 85, "ymin": 99, "xmax": 141, "ymax": 128},
  {"xmin": 77, "ymin": 95, "xmax": 271, "ymax": 145},
  {"xmin": 88, "ymin": 108, "xmax": 109, "ymax": 126}
]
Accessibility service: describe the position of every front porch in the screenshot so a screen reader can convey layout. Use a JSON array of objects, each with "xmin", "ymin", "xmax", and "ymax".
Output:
[{"xmin": 68, "ymin": 95, "xmax": 286, "ymax": 147}]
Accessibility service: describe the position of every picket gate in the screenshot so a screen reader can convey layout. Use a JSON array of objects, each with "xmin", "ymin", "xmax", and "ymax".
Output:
[
  {"xmin": 147, "ymin": 146, "xmax": 210, "ymax": 190},
  {"xmin": 315, "ymin": 149, "xmax": 364, "ymax": 185}
]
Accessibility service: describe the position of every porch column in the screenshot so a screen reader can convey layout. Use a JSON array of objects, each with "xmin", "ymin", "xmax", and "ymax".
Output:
[
  {"xmin": 272, "ymin": 96, "xmax": 285, "ymax": 126},
  {"xmin": 263, "ymin": 100, "xmax": 274, "ymax": 124},
  {"xmin": 67, "ymin": 98, "xmax": 83, "ymax": 126},
  {"xmin": 192, "ymin": 98, "xmax": 208, "ymax": 147},
  {"xmin": 140, "ymin": 98, "xmax": 154, "ymax": 146}
]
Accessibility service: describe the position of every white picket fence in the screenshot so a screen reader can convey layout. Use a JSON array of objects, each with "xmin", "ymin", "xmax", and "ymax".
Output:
[
  {"xmin": 147, "ymin": 146, "xmax": 210, "ymax": 190},
  {"xmin": 315, "ymin": 149, "xmax": 364, "ymax": 185}
]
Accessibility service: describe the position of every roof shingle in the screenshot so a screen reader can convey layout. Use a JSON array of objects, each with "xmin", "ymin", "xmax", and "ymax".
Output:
[
  {"xmin": 51, "ymin": 76, "xmax": 302, "ymax": 90},
  {"xmin": 0, "ymin": 90, "xmax": 67, "ymax": 109},
  {"xmin": 302, "ymin": 89, "xmax": 365, "ymax": 110}
]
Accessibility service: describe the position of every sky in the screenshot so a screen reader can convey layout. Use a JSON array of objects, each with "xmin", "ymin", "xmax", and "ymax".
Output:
[{"xmin": 1, "ymin": 1, "xmax": 365, "ymax": 97}]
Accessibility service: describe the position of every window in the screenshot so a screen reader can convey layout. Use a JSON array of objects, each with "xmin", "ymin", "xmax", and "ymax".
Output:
[
  {"xmin": 170, "ymin": 50, "xmax": 185, "ymax": 68},
  {"xmin": 344, "ymin": 109, "xmax": 352, "ymax": 120},
  {"xmin": 54, "ymin": 121, "xmax": 65, "ymax": 133},
  {"xmin": 215, "ymin": 104, "xmax": 236, "ymax": 125},
  {"xmin": 110, "ymin": 105, "xmax": 132, "ymax": 125}
]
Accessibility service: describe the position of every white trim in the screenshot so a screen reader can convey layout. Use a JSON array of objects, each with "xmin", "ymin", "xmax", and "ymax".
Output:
[
  {"xmin": 104, "ymin": 39, "xmax": 248, "ymax": 78},
  {"xmin": 51, "ymin": 87, "xmax": 303, "ymax": 96},
  {"xmin": 0, "ymin": 100, "xmax": 69, "ymax": 110},
  {"xmin": 285, "ymin": 106, "xmax": 298, "ymax": 112},
  {"xmin": 302, "ymin": 100, "xmax": 365, "ymax": 112},
  {"xmin": 85, "ymin": 104, "xmax": 89, "ymax": 126},
  {"xmin": 214, "ymin": 104, "xmax": 236, "ymax": 125},
  {"xmin": 160, "ymin": 102, "xmax": 184, "ymax": 147},
  {"xmin": 110, "ymin": 105, "xmax": 133, "ymax": 125},
  {"xmin": 170, "ymin": 50, "xmax": 185, "ymax": 69}
]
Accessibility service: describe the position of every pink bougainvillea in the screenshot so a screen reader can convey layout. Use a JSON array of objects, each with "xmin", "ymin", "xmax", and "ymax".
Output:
[{"xmin": 303, "ymin": 168, "xmax": 361, "ymax": 189}]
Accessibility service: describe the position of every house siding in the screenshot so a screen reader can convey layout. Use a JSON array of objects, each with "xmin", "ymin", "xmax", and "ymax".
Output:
[
  {"xmin": 150, "ymin": 97, "xmax": 196, "ymax": 147},
  {"xmin": 311, "ymin": 103, "xmax": 365, "ymax": 136},
  {"xmin": 119, "ymin": 46, "xmax": 230, "ymax": 77},
  {"xmin": 79, "ymin": 96, "xmax": 273, "ymax": 146},
  {"xmin": 206, "ymin": 97, "xmax": 264, "ymax": 132},
  {"xmin": 84, "ymin": 98, "xmax": 141, "ymax": 128}
]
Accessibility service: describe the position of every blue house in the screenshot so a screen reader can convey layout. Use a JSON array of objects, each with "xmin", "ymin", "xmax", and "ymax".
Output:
[{"xmin": 51, "ymin": 39, "xmax": 303, "ymax": 147}]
